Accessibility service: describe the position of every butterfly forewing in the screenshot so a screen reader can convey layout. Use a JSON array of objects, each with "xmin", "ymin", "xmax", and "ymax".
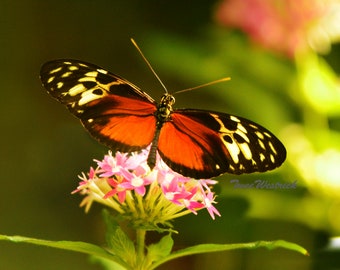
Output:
[
  {"xmin": 158, "ymin": 109, "xmax": 286, "ymax": 178},
  {"xmin": 40, "ymin": 60, "xmax": 156, "ymax": 110},
  {"xmin": 40, "ymin": 59, "xmax": 158, "ymax": 152}
]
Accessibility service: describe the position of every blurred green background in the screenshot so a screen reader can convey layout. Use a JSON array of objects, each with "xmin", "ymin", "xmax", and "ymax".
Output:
[{"xmin": 1, "ymin": 0, "xmax": 340, "ymax": 269}]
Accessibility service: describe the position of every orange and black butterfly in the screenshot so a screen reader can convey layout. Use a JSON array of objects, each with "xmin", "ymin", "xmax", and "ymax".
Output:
[{"xmin": 40, "ymin": 54, "xmax": 286, "ymax": 179}]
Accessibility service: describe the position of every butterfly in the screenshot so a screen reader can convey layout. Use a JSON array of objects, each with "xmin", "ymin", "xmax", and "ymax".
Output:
[{"xmin": 40, "ymin": 58, "xmax": 286, "ymax": 179}]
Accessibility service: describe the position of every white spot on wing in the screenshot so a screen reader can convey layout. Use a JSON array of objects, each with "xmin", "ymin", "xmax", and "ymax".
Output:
[
  {"xmin": 85, "ymin": 71, "xmax": 98, "ymax": 77},
  {"xmin": 47, "ymin": 76, "xmax": 55, "ymax": 83},
  {"xmin": 78, "ymin": 90, "xmax": 104, "ymax": 106},
  {"xmin": 268, "ymin": 141, "xmax": 277, "ymax": 155},
  {"xmin": 255, "ymin": 131, "xmax": 264, "ymax": 139},
  {"xmin": 50, "ymin": 67, "xmax": 62, "ymax": 74},
  {"xmin": 239, "ymin": 143, "xmax": 252, "ymax": 160},
  {"xmin": 68, "ymin": 65, "xmax": 79, "ymax": 71},
  {"xmin": 79, "ymin": 77, "xmax": 97, "ymax": 82},
  {"xmin": 225, "ymin": 141, "xmax": 240, "ymax": 164},
  {"xmin": 97, "ymin": 68, "xmax": 108, "ymax": 74},
  {"xmin": 69, "ymin": 84, "xmax": 86, "ymax": 96},
  {"xmin": 258, "ymin": 139, "xmax": 266, "ymax": 149},
  {"xmin": 235, "ymin": 130, "xmax": 250, "ymax": 143},
  {"xmin": 249, "ymin": 123, "xmax": 258, "ymax": 129},
  {"xmin": 61, "ymin": 71, "xmax": 72, "ymax": 78},
  {"xmin": 264, "ymin": 132, "xmax": 272, "ymax": 138},
  {"xmin": 259, "ymin": 153, "xmax": 266, "ymax": 162},
  {"xmin": 230, "ymin": 116, "xmax": 240, "ymax": 122},
  {"xmin": 237, "ymin": 123, "xmax": 247, "ymax": 134},
  {"xmin": 56, "ymin": 82, "xmax": 63, "ymax": 89}
]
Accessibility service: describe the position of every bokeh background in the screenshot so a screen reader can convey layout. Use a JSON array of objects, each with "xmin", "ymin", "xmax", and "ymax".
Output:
[{"xmin": 1, "ymin": 0, "xmax": 340, "ymax": 269}]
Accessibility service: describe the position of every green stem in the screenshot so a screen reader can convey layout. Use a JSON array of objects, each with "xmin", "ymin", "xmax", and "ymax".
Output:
[{"xmin": 136, "ymin": 229, "xmax": 146, "ymax": 268}]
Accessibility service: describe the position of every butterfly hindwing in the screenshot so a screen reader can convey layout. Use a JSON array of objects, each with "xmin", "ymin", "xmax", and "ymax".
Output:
[
  {"xmin": 40, "ymin": 59, "xmax": 157, "ymax": 152},
  {"xmin": 158, "ymin": 109, "xmax": 286, "ymax": 178}
]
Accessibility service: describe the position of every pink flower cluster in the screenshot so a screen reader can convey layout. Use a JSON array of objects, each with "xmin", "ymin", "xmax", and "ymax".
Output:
[
  {"xmin": 215, "ymin": 0, "xmax": 340, "ymax": 57},
  {"xmin": 74, "ymin": 150, "xmax": 221, "ymax": 220}
]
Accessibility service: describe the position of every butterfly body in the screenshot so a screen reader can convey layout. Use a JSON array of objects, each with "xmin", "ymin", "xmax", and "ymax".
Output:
[{"xmin": 40, "ymin": 59, "xmax": 286, "ymax": 179}]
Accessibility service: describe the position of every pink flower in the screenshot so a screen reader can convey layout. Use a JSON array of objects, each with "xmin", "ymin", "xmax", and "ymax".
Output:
[
  {"xmin": 201, "ymin": 185, "xmax": 221, "ymax": 220},
  {"xmin": 104, "ymin": 177, "xmax": 129, "ymax": 203},
  {"xmin": 73, "ymin": 150, "xmax": 221, "ymax": 225},
  {"xmin": 215, "ymin": 0, "xmax": 340, "ymax": 57}
]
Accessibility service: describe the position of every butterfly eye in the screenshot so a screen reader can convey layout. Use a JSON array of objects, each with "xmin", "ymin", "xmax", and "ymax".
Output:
[
  {"xmin": 169, "ymin": 95, "xmax": 175, "ymax": 105},
  {"xmin": 160, "ymin": 94, "xmax": 175, "ymax": 106}
]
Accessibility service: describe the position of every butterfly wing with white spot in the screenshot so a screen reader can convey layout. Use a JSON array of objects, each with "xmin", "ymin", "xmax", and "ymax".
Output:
[
  {"xmin": 40, "ymin": 59, "xmax": 158, "ymax": 152},
  {"xmin": 157, "ymin": 109, "xmax": 286, "ymax": 178}
]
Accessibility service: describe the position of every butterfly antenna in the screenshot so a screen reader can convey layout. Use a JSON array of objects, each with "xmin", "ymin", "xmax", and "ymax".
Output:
[
  {"xmin": 131, "ymin": 38, "xmax": 169, "ymax": 94},
  {"xmin": 174, "ymin": 77, "xmax": 231, "ymax": 95}
]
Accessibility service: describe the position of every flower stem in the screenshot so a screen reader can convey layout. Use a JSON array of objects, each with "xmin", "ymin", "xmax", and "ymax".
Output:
[{"xmin": 136, "ymin": 228, "xmax": 146, "ymax": 268}]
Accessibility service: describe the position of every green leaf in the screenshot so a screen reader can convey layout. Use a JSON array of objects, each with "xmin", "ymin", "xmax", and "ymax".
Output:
[
  {"xmin": 103, "ymin": 209, "xmax": 120, "ymax": 245},
  {"xmin": 0, "ymin": 234, "xmax": 112, "ymax": 260},
  {"xmin": 90, "ymin": 256, "xmax": 127, "ymax": 270},
  {"xmin": 146, "ymin": 234, "xmax": 174, "ymax": 264},
  {"xmin": 149, "ymin": 240, "xmax": 308, "ymax": 270},
  {"xmin": 103, "ymin": 210, "xmax": 136, "ymax": 267},
  {"xmin": 0, "ymin": 234, "xmax": 132, "ymax": 270},
  {"xmin": 108, "ymin": 227, "xmax": 136, "ymax": 262}
]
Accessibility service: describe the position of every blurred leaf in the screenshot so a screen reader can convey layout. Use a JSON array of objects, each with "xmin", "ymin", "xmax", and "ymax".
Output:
[
  {"xmin": 144, "ymin": 31, "xmax": 293, "ymax": 131},
  {"xmin": 296, "ymin": 51, "xmax": 340, "ymax": 116}
]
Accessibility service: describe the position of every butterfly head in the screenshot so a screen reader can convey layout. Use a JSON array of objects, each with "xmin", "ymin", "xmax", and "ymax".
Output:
[
  {"xmin": 157, "ymin": 93, "xmax": 175, "ymax": 122},
  {"xmin": 160, "ymin": 93, "xmax": 175, "ymax": 106}
]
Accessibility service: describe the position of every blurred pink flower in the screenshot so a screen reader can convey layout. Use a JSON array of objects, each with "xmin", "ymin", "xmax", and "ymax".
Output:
[{"xmin": 215, "ymin": 0, "xmax": 340, "ymax": 57}]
